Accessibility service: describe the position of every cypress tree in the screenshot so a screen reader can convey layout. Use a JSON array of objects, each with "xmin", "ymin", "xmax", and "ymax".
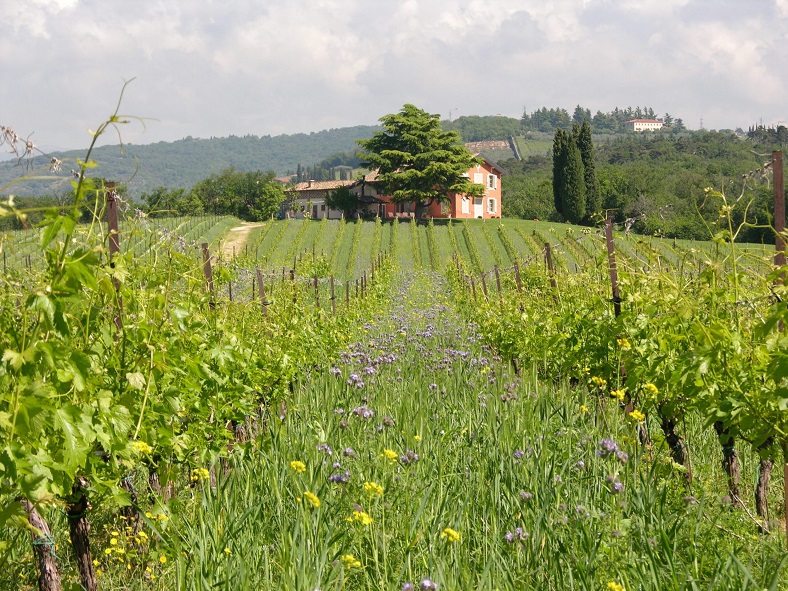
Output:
[
  {"xmin": 563, "ymin": 134, "xmax": 586, "ymax": 224},
  {"xmin": 576, "ymin": 120, "xmax": 600, "ymax": 223},
  {"xmin": 552, "ymin": 128, "xmax": 568, "ymax": 216}
]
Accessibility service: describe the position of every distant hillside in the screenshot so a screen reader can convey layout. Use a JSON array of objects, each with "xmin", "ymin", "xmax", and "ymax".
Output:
[{"xmin": 0, "ymin": 125, "xmax": 380, "ymax": 198}]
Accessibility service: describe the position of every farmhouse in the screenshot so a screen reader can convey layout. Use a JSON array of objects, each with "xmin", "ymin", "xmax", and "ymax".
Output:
[
  {"xmin": 626, "ymin": 119, "xmax": 664, "ymax": 132},
  {"xmin": 285, "ymin": 157, "xmax": 504, "ymax": 220}
]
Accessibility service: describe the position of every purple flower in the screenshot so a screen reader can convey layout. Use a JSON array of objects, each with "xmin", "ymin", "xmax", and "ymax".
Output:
[
  {"xmin": 399, "ymin": 450, "xmax": 420, "ymax": 465},
  {"xmin": 329, "ymin": 367, "xmax": 341, "ymax": 376},
  {"xmin": 420, "ymin": 579, "xmax": 437, "ymax": 591},
  {"xmin": 328, "ymin": 470, "xmax": 350, "ymax": 484},
  {"xmin": 596, "ymin": 438, "xmax": 620, "ymax": 458},
  {"xmin": 382, "ymin": 416, "xmax": 395, "ymax": 427},
  {"xmin": 317, "ymin": 443, "xmax": 333, "ymax": 456},
  {"xmin": 352, "ymin": 405, "xmax": 374, "ymax": 419},
  {"xmin": 615, "ymin": 450, "xmax": 629, "ymax": 463},
  {"xmin": 334, "ymin": 408, "xmax": 345, "ymax": 415},
  {"xmin": 519, "ymin": 490, "xmax": 533, "ymax": 501},
  {"xmin": 505, "ymin": 527, "xmax": 529, "ymax": 543},
  {"xmin": 402, "ymin": 584, "xmax": 414, "ymax": 591},
  {"xmin": 343, "ymin": 447, "xmax": 357, "ymax": 457},
  {"xmin": 512, "ymin": 449, "xmax": 525, "ymax": 460},
  {"xmin": 610, "ymin": 481, "xmax": 624, "ymax": 495}
]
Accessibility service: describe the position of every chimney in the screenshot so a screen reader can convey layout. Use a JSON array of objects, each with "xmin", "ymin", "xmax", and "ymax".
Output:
[{"xmin": 308, "ymin": 179, "xmax": 314, "ymax": 188}]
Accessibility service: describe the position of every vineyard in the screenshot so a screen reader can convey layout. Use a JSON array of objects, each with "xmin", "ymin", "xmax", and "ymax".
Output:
[{"xmin": 3, "ymin": 184, "xmax": 788, "ymax": 590}]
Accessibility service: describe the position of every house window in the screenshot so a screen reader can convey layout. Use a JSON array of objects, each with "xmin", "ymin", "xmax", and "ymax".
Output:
[
  {"xmin": 487, "ymin": 174, "xmax": 497, "ymax": 190},
  {"xmin": 473, "ymin": 173, "xmax": 484, "ymax": 185},
  {"xmin": 488, "ymin": 198, "xmax": 496, "ymax": 214},
  {"xmin": 461, "ymin": 196, "xmax": 470, "ymax": 214}
]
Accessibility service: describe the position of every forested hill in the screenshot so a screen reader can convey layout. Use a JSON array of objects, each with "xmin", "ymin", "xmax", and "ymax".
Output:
[{"xmin": 0, "ymin": 125, "xmax": 380, "ymax": 198}]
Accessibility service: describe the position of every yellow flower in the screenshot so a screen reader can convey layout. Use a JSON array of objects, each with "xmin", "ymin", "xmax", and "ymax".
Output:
[
  {"xmin": 303, "ymin": 491, "xmax": 321, "ymax": 508},
  {"xmin": 607, "ymin": 582, "xmax": 625, "ymax": 591},
  {"xmin": 364, "ymin": 481, "xmax": 384, "ymax": 496},
  {"xmin": 224, "ymin": 547, "xmax": 232, "ymax": 555},
  {"xmin": 131, "ymin": 440, "xmax": 152, "ymax": 455},
  {"xmin": 628, "ymin": 409, "xmax": 646, "ymax": 423},
  {"xmin": 610, "ymin": 389, "xmax": 626, "ymax": 402},
  {"xmin": 644, "ymin": 383, "xmax": 658, "ymax": 399},
  {"xmin": 616, "ymin": 338, "xmax": 631, "ymax": 351},
  {"xmin": 190, "ymin": 467, "xmax": 210, "ymax": 482},
  {"xmin": 579, "ymin": 405, "xmax": 589, "ymax": 413},
  {"xmin": 340, "ymin": 554, "xmax": 362, "ymax": 569},
  {"xmin": 440, "ymin": 527, "xmax": 461, "ymax": 543},
  {"xmin": 414, "ymin": 435, "xmax": 422, "ymax": 442},
  {"xmin": 381, "ymin": 449, "xmax": 398, "ymax": 462},
  {"xmin": 590, "ymin": 376, "xmax": 607, "ymax": 389},
  {"xmin": 347, "ymin": 510, "xmax": 373, "ymax": 525},
  {"xmin": 110, "ymin": 538, "xmax": 118, "ymax": 546},
  {"xmin": 290, "ymin": 460, "xmax": 306, "ymax": 473},
  {"xmin": 159, "ymin": 555, "xmax": 167, "ymax": 564}
]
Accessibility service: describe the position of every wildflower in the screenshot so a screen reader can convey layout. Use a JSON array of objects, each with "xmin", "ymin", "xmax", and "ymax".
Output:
[
  {"xmin": 317, "ymin": 443, "xmax": 333, "ymax": 456},
  {"xmin": 414, "ymin": 434, "xmax": 422, "ymax": 442},
  {"xmin": 579, "ymin": 404, "xmax": 589, "ymax": 413},
  {"xmin": 403, "ymin": 583, "xmax": 415, "ymax": 591},
  {"xmin": 190, "ymin": 467, "xmax": 210, "ymax": 482},
  {"xmin": 131, "ymin": 440, "xmax": 152, "ymax": 455},
  {"xmin": 352, "ymin": 405, "xmax": 374, "ymax": 419},
  {"xmin": 512, "ymin": 449, "xmax": 525, "ymax": 460},
  {"xmin": 628, "ymin": 409, "xmax": 646, "ymax": 423},
  {"xmin": 224, "ymin": 547, "xmax": 231, "ymax": 555},
  {"xmin": 303, "ymin": 491, "xmax": 321, "ymax": 508},
  {"xmin": 399, "ymin": 450, "xmax": 419, "ymax": 465},
  {"xmin": 159, "ymin": 555, "xmax": 167, "ymax": 564},
  {"xmin": 597, "ymin": 438, "xmax": 620, "ymax": 458},
  {"xmin": 504, "ymin": 527, "xmax": 528, "ymax": 543},
  {"xmin": 610, "ymin": 481, "xmax": 624, "ymax": 495},
  {"xmin": 364, "ymin": 481, "xmax": 384, "ymax": 496},
  {"xmin": 420, "ymin": 579, "xmax": 438, "ymax": 591},
  {"xmin": 343, "ymin": 447, "xmax": 357, "ymax": 458},
  {"xmin": 607, "ymin": 582, "xmax": 625, "ymax": 591},
  {"xmin": 290, "ymin": 460, "xmax": 306, "ymax": 473},
  {"xmin": 381, "ymin": 449, "xmax": 398, "ymax": 462},
  {"xmin": 519, "ymin": 490, "xmax": 533, "ymax": 501},
  {"xmin": 328, "ymin": 470, "xmax": 351, "ymax": 484},
  {"xmin": 340, "ymin": 554, "xmax": 361, "ymax": 569},
  {"xmin": 615, "ymin": 450, "xmax": 629, "ymax": 463},
  {"xmin": 440, "ymin": 527, "xmax": 461, "ymax": 543},
  {"xmin": 347, "ymin": 510, "xmax": 373, "ymax": 525},
  {"xmin": 610, "ymin": 389, "xmax": 626, "ymax": 402},
  {"xmin": 590, "ymin": 376, "xmax": 607, "ymax": 389},
  {"xmin": 616, "ymin": 338, "xmax": 631, "ymax": 351}
]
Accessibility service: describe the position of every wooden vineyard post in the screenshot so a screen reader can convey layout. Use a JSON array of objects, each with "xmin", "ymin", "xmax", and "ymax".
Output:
[
  {"xmin": 228, "ymin": 280, "xmax": 233, "ymax": 301},
  {"xmin": 314, "ymin": 276, "xmax": 319, "ymax": 308},
  {"xmin": 355, "ymin": 278, "xmax": 359, "ymax": 299},
  {"xmin": 480, "ymin": 272, "xmax": 488, "ymax": 299},
  {"xmin": 201, "ymin": 243, "xmax": 215, "ymax": 308},
  {"xmin": 256, "ymin": 269, "xmax": 268, "ymax": 316},
  {"xmin": 22, "ymin": 499, "xmax": 62, "ymax": 591},
  {"xmin": 471, "ymin": 277, "xmax": 477, "ymax": 301},
  {"xmin": 773, "ymin": 150, "xmax": 788, "ymax": 548},
  {"xmin": 106, "ymin": 182, "xmax": 123, "ymax": 333},
  {"xmin": 604, "ymin": 215, "xmax": 622, "ymax": 317},
  {"xmin": 330, "ymin": 276, "xmax": 336, "ymax": 315},
  {"xmin": 513, "ymin": 261, "xmax": 522, "ymax": 292},
  {"xmin": 494, "ymin": 265, "xmax": 502, "ymax": 298},
  {"xmin": 290, "ymin": 269, "xmax": 296, "ymax": 303},
  {"xmin": 544, "ymin": 243, "xmax": 558, "ymax": 304}
]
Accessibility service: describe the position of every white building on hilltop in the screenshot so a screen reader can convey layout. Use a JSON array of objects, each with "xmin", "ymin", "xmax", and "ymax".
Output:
[{"xmin": 627, "ymin": 119, "xmax": 664, "ymax": 132}]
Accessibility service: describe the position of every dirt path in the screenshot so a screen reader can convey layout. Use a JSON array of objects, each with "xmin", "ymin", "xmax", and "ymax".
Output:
[{"xmin": 221, "ymin": 222, "xmax": 266, "ymax": 259}]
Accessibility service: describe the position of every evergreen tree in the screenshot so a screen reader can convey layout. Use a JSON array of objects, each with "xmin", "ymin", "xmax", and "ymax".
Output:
[
  {"xmin": 552, "ymin": 128, "xmax": 568, "ymax": 215},
  {"xmin": 552, "ymin": 128, "xmax": 586, "ymax": 224},
  {"xmin": 576, "ymin": 120, "xmax": 600, "ymax": 222}
]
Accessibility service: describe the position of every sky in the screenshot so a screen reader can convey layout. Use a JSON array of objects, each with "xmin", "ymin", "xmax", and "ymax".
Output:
[{"xmin": 2, "ymin": 0, "xmax": 787, "ymax": 158}]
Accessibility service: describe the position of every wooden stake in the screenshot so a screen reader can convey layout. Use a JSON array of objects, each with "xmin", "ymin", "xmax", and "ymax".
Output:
[
  {"xmin": 106, "ymin": 182, "xmax": 123, "ymax": 332},
  {"xmin": 201, "ymin": 243, "xmax": 215, "ymax": 296},
  {"xmin": 545, "ymin": 243, "xmax": 558, "ymax": 304},
  {"xmin": 256, "ymin": 269, "xmax": 267, "ymax": 316},
  {"xmin": 513, "ymin": 261, "xmax": 522, "ymax": 292},
  {"xmin": 330, "ymin": 276, "xmax": 336, "ymax": 315},
  {"xmin": 604, "ymin": 216, "xmax": 622, "ymax": 317}
]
